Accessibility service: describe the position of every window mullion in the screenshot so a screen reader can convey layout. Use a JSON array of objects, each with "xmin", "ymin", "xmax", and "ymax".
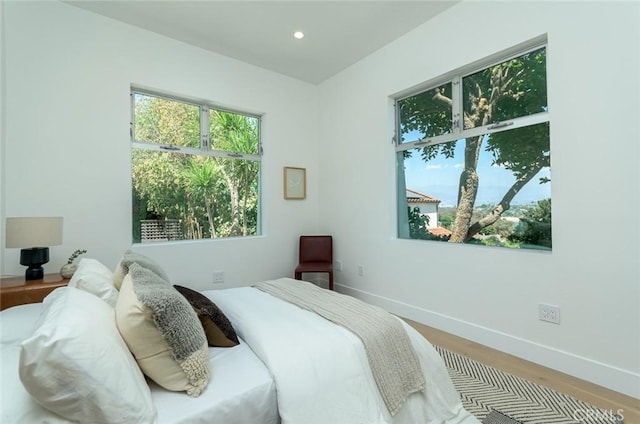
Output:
[
  {"xmin": 452, "ymin": 76, "xmax": 462, "ymax": 134},
  {"xmin": 130, "ymin": 93, "xmax": 136, "ymax": 142},
  {"xmin": 393, "ymin": 101, "xmax": 400, "ymax": 145},
  {"xmin": 395, "ymin": 111, "xmax": 549, "ymax": 153},
  {"xmin": 200, "ymin": 106, "xmax": 210, "ymax": 149},
  {"xmin": 458, "ymin": 111, "xmax": 549, "ymax": 140}
]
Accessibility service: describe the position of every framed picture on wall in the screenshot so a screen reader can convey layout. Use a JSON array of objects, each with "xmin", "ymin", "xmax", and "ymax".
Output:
[{"xmin": 283, "ymin": 166, "xmax": 306, "ymax": 200}]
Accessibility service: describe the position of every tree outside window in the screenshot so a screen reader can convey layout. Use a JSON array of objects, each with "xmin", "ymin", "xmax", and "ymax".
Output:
[{"xmin": 396, "ymin": 41, "xmax": 551, "ymax": 250}]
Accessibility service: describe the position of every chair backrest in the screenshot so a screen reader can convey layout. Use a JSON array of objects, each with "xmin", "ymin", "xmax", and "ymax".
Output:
[{"xmin": 299, "ymin": 235, "xmax": 332, "ymax": 264}]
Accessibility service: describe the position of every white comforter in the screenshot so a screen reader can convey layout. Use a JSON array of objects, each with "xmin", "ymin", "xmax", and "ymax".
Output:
[{"xmin": 205, "ymin": 284, "xmax": 479, "ymax": 424}]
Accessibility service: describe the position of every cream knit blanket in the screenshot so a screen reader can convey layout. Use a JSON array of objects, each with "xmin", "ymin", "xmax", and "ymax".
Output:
[{"xmin": 254, "ymin": 278, "xmax": 425, "ymax": 416}]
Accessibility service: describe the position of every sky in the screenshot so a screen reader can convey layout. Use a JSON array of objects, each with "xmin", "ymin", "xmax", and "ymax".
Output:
[{"xmin": 402, "ymin": 140, "xmax": 551, "ymax": 208}]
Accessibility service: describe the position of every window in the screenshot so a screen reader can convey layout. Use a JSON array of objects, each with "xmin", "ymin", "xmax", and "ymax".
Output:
[
  {"xmin": 131, "ymin": 89, "xmax": 261, "ymax": 243},
  {"xmin": 395, "ymin": 39, "xmax": 551, "ymax": 250}
]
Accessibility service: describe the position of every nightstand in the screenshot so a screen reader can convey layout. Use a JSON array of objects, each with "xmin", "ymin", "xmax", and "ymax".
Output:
[{"xmin": 0, "ymin": 274, "xmax": 70, "ymax": 311}]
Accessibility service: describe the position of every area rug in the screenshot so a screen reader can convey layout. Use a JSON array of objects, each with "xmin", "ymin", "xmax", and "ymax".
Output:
[
  {"xmin": 483, "ymin": 410, "xmax": 522, "ymax": 424},
  {"xmin": 434, "ymin": 346, "xmax": 624, "ymax": 424}
]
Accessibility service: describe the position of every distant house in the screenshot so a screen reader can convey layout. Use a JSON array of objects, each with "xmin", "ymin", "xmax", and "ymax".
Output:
[
  {"xmin": 427, "ymin": 226, "xmax": 452, "ymax": 238},
  {"xmin": 406, "ymin": 189, "xmax": 440, "ymax": 229}
]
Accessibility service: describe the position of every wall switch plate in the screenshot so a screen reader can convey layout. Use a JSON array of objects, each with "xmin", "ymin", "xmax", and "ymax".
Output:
[
  {"xmin": 539, "ymin": 303, "xmax": 560, "ymax": 324},
  {"xmin": 212, "ymin": 271, "xmax": 225, "ymax": 284},
  {"xmin": 335, "ymin": 260, "xmax": 343, "ymax": 271},
  {"xmin": 358, "ymin": 264, "xmax": 365, "ymax": 277}
]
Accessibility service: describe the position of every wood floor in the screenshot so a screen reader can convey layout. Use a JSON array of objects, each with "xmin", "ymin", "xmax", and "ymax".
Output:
[{"xmin": 403, "ymin": 318, "xmax": 639, "ymax": 423}]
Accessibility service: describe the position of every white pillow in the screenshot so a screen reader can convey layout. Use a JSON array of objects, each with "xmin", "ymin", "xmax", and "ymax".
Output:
[
  {"xmin": 19, "ymin": 287, "xmax": 157, "ymax": 424},
  {"xmin": 68, "ymin": 258, "xmax": 119, "ymax": 307}
]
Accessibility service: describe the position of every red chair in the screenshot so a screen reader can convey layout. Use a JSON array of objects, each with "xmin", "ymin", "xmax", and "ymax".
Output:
[{"xmin": 294, "ymin": 235, "xmax": 333, "ymax": 290}]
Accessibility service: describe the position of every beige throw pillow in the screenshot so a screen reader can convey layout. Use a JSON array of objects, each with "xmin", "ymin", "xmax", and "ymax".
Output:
[{"xmin": 115, "ymin": 264, "xmax": 209, "ymax": 397}]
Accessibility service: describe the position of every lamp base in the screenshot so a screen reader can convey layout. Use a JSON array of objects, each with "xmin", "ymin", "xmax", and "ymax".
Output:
[
  {"xmin": 20, "ymin": 247, "xmax": 49, "ymax": 281},
  {"xmin": 25, "ymin": 266, "xmax": 45, "ymax": 281}
]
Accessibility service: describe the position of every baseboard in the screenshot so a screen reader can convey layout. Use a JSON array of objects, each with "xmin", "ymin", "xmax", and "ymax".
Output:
[{"xmin": 336, "ymin": 283, "xmax": 640, "ymax": 400}]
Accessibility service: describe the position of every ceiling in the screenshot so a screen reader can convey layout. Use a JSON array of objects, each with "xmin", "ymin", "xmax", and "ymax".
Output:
[{"xmin": 65, "ymin": 1, "xmax": 457, "ymax": 84}]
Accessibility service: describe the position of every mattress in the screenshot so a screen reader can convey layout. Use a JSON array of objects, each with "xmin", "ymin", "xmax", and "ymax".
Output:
[{"xmin": 0, "ymin": 303, "xmax": 279, "ymax": 424}]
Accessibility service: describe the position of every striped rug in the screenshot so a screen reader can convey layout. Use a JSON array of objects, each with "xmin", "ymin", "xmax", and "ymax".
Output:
[{"xmin": 434, "ymin": 346, "xmax": 624, "ymax": 424}]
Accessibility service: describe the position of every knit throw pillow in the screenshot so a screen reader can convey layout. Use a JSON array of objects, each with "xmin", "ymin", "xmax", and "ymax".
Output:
[
  {"xmin": 116, "ymin": 264, "xmax": 209, "ymax": 397},
  {"xmin": 113, "ymin": 250, "xmax": 170, "ymax": 290}
]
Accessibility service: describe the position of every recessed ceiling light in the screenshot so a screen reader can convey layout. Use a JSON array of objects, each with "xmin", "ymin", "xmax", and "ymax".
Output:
[{"xmin": 293, "ymin": 31, "xmax": 304, "ymax": 40}]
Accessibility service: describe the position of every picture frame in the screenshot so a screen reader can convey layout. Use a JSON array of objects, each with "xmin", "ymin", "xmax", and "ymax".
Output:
[{"xmin": 283, "ymin": 166, "xmax": 306, "ymax": 200}]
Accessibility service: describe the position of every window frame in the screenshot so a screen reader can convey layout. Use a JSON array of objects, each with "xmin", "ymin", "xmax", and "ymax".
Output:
[
  {"xmin": 394, "ymin": 35, "xmax": 549, "ymax": 155},
  {"xmin": 130, "ymin": 87, "xmax": 263, "ymax": 243},
  {"xmin": 131, "ymin": 88, "xmax": 263, "ymax": 162},
  {"xmin": 393, "ymin": 35, "xmax": 551, "ymax": 248}
]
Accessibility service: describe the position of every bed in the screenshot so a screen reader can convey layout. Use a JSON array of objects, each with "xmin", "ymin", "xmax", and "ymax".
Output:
[{"xmin": 0, "ymin": 254, "xmax": 479, "ymax": 424}]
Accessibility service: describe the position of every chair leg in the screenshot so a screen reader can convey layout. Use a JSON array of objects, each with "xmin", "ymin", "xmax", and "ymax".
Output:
[
  {"xmin": 295, "ymin": 271, "xmax": 302, "ymax": 281},
  {"xmin": 328, "ymin": 271, "xmax": 334, "ymax": 291}
]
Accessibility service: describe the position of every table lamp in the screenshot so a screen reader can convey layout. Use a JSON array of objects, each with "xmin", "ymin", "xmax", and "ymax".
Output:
[{"xmin": 5, "ymin": 217, "xmax": 63, "ymax": 281}]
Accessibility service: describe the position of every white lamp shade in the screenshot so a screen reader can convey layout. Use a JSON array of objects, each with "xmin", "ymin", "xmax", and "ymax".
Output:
[{"xmin": 5, "ymin": 217, "xmax": 63, "ymax": 248}]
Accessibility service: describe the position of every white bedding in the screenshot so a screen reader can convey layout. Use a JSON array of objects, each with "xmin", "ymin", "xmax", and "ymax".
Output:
[
  {"xmin": 151, "ymin": 340, "xmax": 277, "ymax": 424},
  {"xmin": 205, "ymin": 284, "xmax": 479, "ymax": 424},
  {"xmin": 1, "ymin": 283, "xmax": 479, "ymax": 424},
  {"xmin": 0, "ymin": 303, "xmax": 278, "ymax": 424}
]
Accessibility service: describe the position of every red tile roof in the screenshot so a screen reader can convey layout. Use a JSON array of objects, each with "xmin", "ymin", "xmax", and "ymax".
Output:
[
  {"xmin": 406, "ymin": 189, "xmax": 441, "ymax": 204},
  {"xmin": 428, "ymin": 227, "xmax": 452, "ymax": 237}
]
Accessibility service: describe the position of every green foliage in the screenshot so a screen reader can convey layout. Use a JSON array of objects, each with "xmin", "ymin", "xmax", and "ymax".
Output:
[
  {"xmin": 479, "ymin": 218, "xmax": 515, "ymax": 238},
  {"xmin": 131, "ymin": 94, "xmax": 260, "ymax": 241},
  {"xmin": 470, "ymin": 236, "xmax": 521, "ymax": 249},
  {"xmin": 488, "ymin": 123, "xmax": 550, "ymax": 182},
  {"xmin": 509, "ymin": 199, "xmax": 552, "ymax": 248},
  {"xmin": 182, "ymin": 157, "xmax": 222, "ymax": 238},
  {"xmin": 66, "ymin": 249, "xmax": 87, "ymax": 264},
  {"xmin": 210, "ymin": 111, "xmax": 260, "ymax": 236},
  {"xmin": 438, "ymin": 213, "xmax": 453, "ymax": 230},
  {"xmin": 132, "ymin": 150, "xmax": 189, "ymax": 218},
  {"xmin": 407, "ymin": 207, "xmax": 430, "ymax": 239},
  {"xmin": 134, "ymin": 94, "xmax": 200, "ymax": 147},
  {"xmin": 407, "ymin": 207, "xmax": 450, "ymax": 241},
  {"xmin": 464, "ymin": 48, "xmax": 547, "ymax": 126},
  {"xmin": 398, "ymin": 83, "xmax": 452, "ymax": 141},
  {"xmin": 211, "ymin": 111, "xmax": 259, "ymax": 154},
  {"xmin": 522, "ymin": 198, "xmax": 551, "ymax": 222}
]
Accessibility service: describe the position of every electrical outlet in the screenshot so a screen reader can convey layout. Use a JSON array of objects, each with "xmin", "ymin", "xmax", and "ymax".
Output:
[
  {"xmin": 212, "ymin": 271, "xmax": 225, "ymax": 284},
  {"xmin": 335, "ymin": 260, "xmax": 343, "ymax": 272},
  {"xmin": 539, "ymin": 303, "xmax": 560, "ymax": 324},
  {"xmin": 358, "ymin": 264, "xmax": 365, "ymax": 277}
]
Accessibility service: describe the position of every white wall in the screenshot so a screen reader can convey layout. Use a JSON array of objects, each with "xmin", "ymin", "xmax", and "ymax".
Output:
[
  {"xmin": 318, "ymin": 1, "xmax": 640, "ymax": 398},
  {"xmin": 1, "ymin": 1, "xmax": 321, "ymax": 288},
  {"xmin": 0, "ymin": 0, "xmax": 6, "ymax": 276}
]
